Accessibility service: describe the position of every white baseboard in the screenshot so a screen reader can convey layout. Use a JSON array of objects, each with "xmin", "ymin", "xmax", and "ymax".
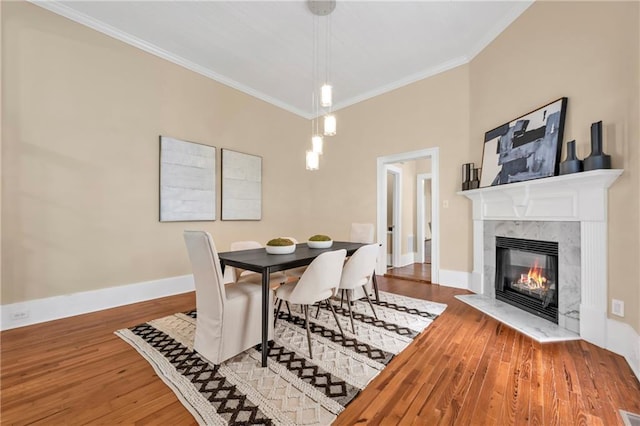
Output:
[
  {"xmin": 400, "ymin": 252, "xmax": 415, "ymax": 267},
  {"xmin": 0, "ymin": 275, "xmax": 195, "ymax": 331},
  {"xmin": 386, "ymin": 252, "xmax": 417, "ymax": 268},
  {"xmin": 438, "ymin": 269, "xmax": 471, "ymax": 289},
  {"xmin": 607, "ymin": 318, "xmax": 640, "ymax": 383}
]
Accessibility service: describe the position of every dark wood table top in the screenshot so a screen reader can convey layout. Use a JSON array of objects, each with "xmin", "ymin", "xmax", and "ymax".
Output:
[{"xmin": 218, "ymin": 241, "xmax": 366, "ymax": 274}]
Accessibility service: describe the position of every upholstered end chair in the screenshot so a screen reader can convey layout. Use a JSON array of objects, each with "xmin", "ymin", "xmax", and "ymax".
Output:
[{"xmin": 184, "ymin": 231, "xmax": 273, "ymax": 365}]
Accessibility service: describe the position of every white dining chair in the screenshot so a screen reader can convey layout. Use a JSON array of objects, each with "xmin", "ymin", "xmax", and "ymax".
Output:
[
  {"xmin": 350, "ymin": 223, "xmax": 375, "ymax": 244},
  {"xmin": 229, "ymin": 240, "xmax": 288, "ymax": 289},
  {"xmin": 274, "ymin": 249, "xmax": 346, "ymax": 359},
  {"xmin": 183, "ymin": 231, "xmax": 273, "ymax": 365},
  {"xmin": 337, "ymin": 244, "xmax": 379, "ymax": 333},
  {"xmin": 278, "ymin": 237, "xmax": 307, "ymax": 279},
  {"xmin": 349, "ymin": 223, "xmax": 379, "ymax": 301}
]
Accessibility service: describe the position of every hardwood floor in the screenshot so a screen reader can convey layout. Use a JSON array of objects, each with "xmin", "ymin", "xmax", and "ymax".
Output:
[
  {"xmin": 385, "ymin": 263, "xmax": 432, "ymax": 283},
  {"xmin": 2, "ymin": 276, "xmax": 639, "ymax": 425}
]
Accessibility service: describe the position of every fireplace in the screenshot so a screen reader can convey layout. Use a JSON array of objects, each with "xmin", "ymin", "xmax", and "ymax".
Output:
[{"xmin": 495, "ymin": 236, "xmax": 559, "ymax": 323}]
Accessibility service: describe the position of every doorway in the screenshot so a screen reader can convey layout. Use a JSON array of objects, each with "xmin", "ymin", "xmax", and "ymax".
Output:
[
  {"xmin": 386, "ymin": 165, "xmax": 402, "ymax": 268},
  {"xmin": 376, "ymin": 148, "xmax": 439, "ymax": 284}
]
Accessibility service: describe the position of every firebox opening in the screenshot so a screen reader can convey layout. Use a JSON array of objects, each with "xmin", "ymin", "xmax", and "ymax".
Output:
[{"xmin": 495, "ymin": 236, "xmax": 559, "ymax": 323}]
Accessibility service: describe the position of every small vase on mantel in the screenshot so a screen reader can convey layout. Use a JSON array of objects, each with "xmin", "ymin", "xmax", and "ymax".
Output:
[
  {"xmin": 559, "ymin": 140, "xmax": 583, "ymax": 175},
  {"xmin": 583, "ymin": 121, "xmax": 612, "ymax": 171},
  {"xmin": 469, "ymin": 168, "xmax": 480, "ymax": 189}
]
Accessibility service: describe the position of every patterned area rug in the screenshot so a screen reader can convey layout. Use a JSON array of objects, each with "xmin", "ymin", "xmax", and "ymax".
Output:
[{"xmin": 115, "ymin": 291, "xmax": 446, "ymax": 425}]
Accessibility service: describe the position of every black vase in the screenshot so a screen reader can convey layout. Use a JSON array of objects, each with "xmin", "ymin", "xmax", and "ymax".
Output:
[
  {"xmin": 469, "ymin": 168, "xmax": 480, "ymax": 189},
  {"xmin": 583, "ymin": 121, "xmax": 611, "ymax": 171},
  {"xmin": 559, "ymin": 140, "xmax": 583, "ymax": 175},
  {"xmin": 461, "ymin": 163, "xmax": 473, "ymax": 190}
]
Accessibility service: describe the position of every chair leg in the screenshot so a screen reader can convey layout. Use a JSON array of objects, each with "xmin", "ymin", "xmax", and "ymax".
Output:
[
  {"xmin": 314, "ymin": 299, "xmax": 323, "ymax": 319},
  {"xmin": 372, "ymin": 270, "xmax": 380, "ymax": 302},
  {"xmin": 326, "ymin": 299, "xmax": 345, "ymax": 337},
  {"xmin": 345, "ymin": 289, "xmax": 356, "ymax": 334},
  {"xmin": 340, "ymin": 289, "xmax": 345, "ymax": 309},
  {"xmin": 303, "ymin": 305, "xmax": 313, "ymax": 359},
  {"xmin": 274, "ymin": 298, "xmax": 283, "ymax": 327},
  {"xmin": 285, "ymin": 301, "xmax": 291, "ymax": 316},
  {"xmin": 363, "ymin": 285, "xmax": 378, "ymax": 319}
]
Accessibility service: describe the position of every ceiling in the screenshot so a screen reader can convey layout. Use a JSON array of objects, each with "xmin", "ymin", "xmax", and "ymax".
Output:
[{"xmin": 34, "ymin": 1, "xmax": 533, "ymax": 119}]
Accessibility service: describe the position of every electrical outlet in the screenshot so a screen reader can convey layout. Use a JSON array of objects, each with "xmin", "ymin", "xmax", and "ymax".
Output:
[
  {"xmin": 611, "ymin": 299, "xmax": 624, "ymax": 317},
  {"xmin": 11, "ymin": 310, "xmax": 30, "ymax": 321},
  {"xmin": 443, "ymin": 200, "xmax": 449, "ymax": 208}
]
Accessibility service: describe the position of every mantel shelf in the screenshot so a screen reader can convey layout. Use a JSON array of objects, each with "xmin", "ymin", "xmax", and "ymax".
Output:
[
  {"xmin": 457, "ymin": 169, "xmax": 623, "ymax": 199},
  {"xmin": 457, "ymin": 169, "xmax": 623, "ymax": 223}
]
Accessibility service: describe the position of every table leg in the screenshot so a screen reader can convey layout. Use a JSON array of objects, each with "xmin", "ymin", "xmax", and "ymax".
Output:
[{"xmin": 261, "ymin": 267, "xmax": 270, "ymax": 367}]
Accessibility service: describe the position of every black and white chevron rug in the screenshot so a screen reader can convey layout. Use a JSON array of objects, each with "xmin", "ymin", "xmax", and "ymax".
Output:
[{"xmin": 115, "ymin": 291, "xmax": 446, "ymax": 425}]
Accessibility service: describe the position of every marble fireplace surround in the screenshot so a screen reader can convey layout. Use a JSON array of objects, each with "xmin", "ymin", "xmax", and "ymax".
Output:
[{"xmin": 458, "ymin": 169, "xmax": 623, "ymax": 348}]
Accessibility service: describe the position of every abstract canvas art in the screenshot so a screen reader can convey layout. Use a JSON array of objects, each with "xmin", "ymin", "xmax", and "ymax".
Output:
[
  {"xmin": 221, "ymin": 149, "xmax": 262, "ymax": 220},
  {"xmin": 159, "ymin": 136, "xmax": 216, "ymax": 222},
  {"xmin": 480, "ymin": 98, "xmax": 568, "ymax": 188}
]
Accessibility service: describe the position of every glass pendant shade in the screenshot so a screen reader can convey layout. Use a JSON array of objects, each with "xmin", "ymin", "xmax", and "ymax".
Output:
[
  {"xmin": 306, "ymin": 150, "xmax": 319, "ymax": 170},
  {"xmin": 321, "ymin": 84, "xmax": 333, "ymax": 107},
  {"xmin": 312, "ymin": 135, "xmax": 323, "ymax": 154},
  {"xmin": 323, "ymin": 114, "xmax": 336, "ymax": 136}
]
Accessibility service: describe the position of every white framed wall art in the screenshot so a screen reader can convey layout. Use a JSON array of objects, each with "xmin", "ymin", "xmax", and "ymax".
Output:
[{"xmin": 159, "ymin": 136, "xmax": 216, "ymax": 222}]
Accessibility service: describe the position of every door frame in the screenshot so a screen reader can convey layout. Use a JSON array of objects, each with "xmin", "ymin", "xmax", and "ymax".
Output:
[
  {"xmin": 416, "ymin": 173, "xmax": 432, "ymax": 264},
  {"xmin": 376, "ymin": 148, "xmax": 439, "ymax": 283}
]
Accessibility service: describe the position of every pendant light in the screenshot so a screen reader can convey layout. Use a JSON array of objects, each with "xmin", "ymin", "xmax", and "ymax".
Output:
[
  {"xmin": 305, "ymin": 0, "xmax": 337, "ymax": 170},
  {"xmin": 306, "ymin": 150, "xmax": 320, "ymax": 170}
]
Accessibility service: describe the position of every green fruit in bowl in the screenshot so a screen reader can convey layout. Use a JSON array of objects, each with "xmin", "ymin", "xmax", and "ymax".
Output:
[
  {"xmin": 266, "ymin": 238, "xmax": 294, "ymax": 246},
  {"xmin": 309, "ymin": 234, "xmax": 331, "ymax": 241}
]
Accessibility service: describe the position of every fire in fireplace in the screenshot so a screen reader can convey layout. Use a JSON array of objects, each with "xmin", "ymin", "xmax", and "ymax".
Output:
[{"xmin": 495, "ymin": 236, "xmax": 559, "ymax": 323}]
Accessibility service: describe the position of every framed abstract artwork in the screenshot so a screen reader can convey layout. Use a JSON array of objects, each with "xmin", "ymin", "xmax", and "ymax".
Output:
[
  {"xmin": 159, "ymin": 136, "xmax": 216, "ymax": 222},
  {"xmin": 221, "ymin": 149, "xmax": 262, "ymax": 220},
  {"xmin": 480, "ymin": 97, "xmax": 568, "ymax": 188}
]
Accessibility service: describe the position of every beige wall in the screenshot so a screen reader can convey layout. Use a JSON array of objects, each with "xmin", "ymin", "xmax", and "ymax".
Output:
[
  {"xmin": 303, "ymin": 65, "xmax": 472, "ymax": 273},
  {"xmin": 0, "ymin": 5, "xmax": 473, "ymax": 303},
  {"xmin": 1, "ymin": 2, "xmax": 310, "ymax": 303},
  {"xmin": 0, "ymin": 1, "xmax": 3, "ymax": 299},
  {"xmin": 3, "ymin": 1, "xmax": 638, "ymax": 337},
  {"xmin": 469, "ymin": 1, "xmax": 640, "ymax": 331}
]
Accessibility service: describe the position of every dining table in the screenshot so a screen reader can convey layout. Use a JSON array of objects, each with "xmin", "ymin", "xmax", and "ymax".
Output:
[{"xmin": 217, "ymin": 241, "xmax": 379, "ymax": 367}]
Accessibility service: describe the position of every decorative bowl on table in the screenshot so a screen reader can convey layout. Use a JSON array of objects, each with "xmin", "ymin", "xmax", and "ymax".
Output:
[
  {"xmin": 265, "ymin": 238, "xmax": 296, "ymax": 254},
  {"xmin": 307, "ymin": 234, "xmax": 333, "ymax": 249}
]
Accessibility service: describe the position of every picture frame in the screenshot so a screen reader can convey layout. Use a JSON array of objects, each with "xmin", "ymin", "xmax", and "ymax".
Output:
[
  {"xmin": 159, "ymin": 136, "xmax": 216, "ymax": 222},
  {"xmin": 479, "ymin": 97, "xmax": 568, "ymax": 188},
  {"xmin": 221, "ymin": 149, "xmax": 262, "ymax": 220}
]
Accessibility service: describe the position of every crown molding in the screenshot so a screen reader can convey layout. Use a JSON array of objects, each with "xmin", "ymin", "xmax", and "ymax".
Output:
[{"xmin": 331, "ymin": 56, "xmax": 469, "ymax": 114}]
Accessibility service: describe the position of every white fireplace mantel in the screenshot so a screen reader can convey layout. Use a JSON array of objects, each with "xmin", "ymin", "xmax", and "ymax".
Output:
[
  {"xmin": 458, "ymin": 169, "xmax": 623, "ymax": 349},
  {"xmin": 459, "ymin": 169, "xmax": 623, "ymax": 222}
]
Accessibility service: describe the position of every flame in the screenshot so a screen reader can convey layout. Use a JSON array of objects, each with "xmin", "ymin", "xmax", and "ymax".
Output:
[{"xmin": 525, "ymin": 259, "xmax": 547, "ymax": 288}]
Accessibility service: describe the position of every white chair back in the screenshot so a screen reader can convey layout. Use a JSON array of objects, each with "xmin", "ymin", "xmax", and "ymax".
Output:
[
  {"xmin": 350, "ymin": 223, "xmax": 375, "ymax": 243},
  {"xmin": 228, "ymin": 240, "xmax": 263, "ymax": 282},
  {"xmin": 183, "ymin": 231, "xmax": 226, "ymax": 359},
  {"xmin": 287, "ymin": 249, "xmax": 346, "ymax": 305},
  {"xmin": 340, "ymin": 244, "xmax": 379, "ymax": 290}
]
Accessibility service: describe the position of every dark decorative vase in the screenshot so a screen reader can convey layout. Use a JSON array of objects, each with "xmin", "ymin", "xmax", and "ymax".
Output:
[
  {"xmin": 559, "ymin": 140, "xmax": 583, "ymax": 175},
  {"xmin": 583, "ymin": 121, "xmax": 611, "ymax": 171},
  {"xmin": 461, "ymin": 163, "xmax": 473, "ymax": 190},
  {"xmin": 469, "ymin": 168, "xmax": 480, "ymax": 189}
]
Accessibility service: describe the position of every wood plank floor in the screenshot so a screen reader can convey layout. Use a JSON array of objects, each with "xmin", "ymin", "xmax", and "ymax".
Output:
[
  {"xmin": 385, "ymin": 263, "xmax": 432, "ymax": 283},
  {"xmin": 2, "ymin": 276, "xmax": 639, "ymax": 425}
]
